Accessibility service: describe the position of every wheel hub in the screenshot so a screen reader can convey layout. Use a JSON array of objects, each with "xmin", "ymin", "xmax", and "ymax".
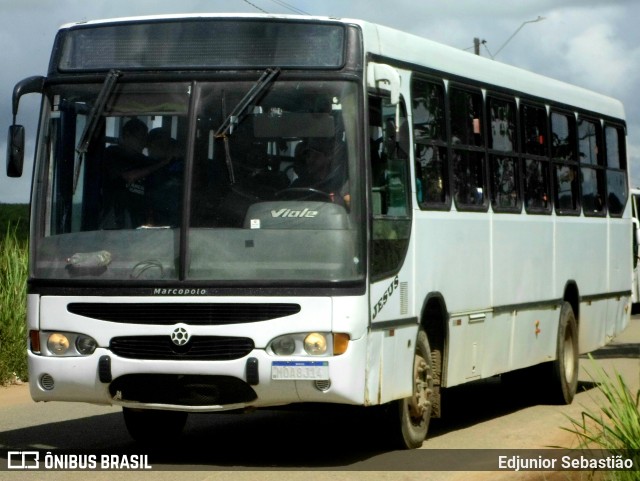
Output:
[{"xmin": 408, "ymin": 355, "xmax": 432, "ymax": 420}]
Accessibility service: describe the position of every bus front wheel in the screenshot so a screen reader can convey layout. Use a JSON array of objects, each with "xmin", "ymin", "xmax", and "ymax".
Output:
[
  {"xmin": 122, "ymin": 407, "xmax": 188, "ymax": 444},
  {"xmin": 394, "ymin": 329, "xmax": 434, "ymax": 449}
]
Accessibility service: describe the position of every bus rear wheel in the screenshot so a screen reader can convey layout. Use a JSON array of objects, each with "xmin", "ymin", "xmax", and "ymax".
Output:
[
  {"xmin": 547, "ymin": 302, "xmax": 579, "ymax": 404},
  {"xmin": 122, "ymin": 408, "xmax": 188, "ymax": 445},
  {"xmin": 395, "ymin": 329, "xmax": 434, "ymax": 449}
]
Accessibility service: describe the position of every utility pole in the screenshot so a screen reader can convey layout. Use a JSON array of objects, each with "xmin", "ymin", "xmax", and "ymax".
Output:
[
  {"xmin": 493, "ymin": 16, "xmax": 545, "ymax": 58},
  {"xmin": 474, "ymin": 37, "xmax": 480, "ymax": 56}
]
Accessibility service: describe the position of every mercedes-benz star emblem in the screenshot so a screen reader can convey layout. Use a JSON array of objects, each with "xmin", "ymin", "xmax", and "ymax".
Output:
[{"xmin": 171, "ymin": 326, "xmax": 190, "ymax": 346}]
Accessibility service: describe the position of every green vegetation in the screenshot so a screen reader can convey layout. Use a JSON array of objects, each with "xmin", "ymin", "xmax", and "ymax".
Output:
[
  {"xmin": 560, "ymin": 356, "xmax": 640, "ymax": 481},
  {"xmin": 0, "ymin": 203, "xmax": 29, "ymax": 242},
  {"xmin": 0, "ymin": 204, "xmax": 29, "ymax": 384}
]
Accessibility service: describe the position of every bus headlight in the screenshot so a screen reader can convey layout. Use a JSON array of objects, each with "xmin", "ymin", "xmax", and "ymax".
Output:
[
  {"xmin": 40, "ymin": 331, "xmax": 98, "ymax": 357},
  {"xmin": 268, "ymin": 333, "xmax": 349, "ymax": 356},
  {"xmin": 271, "ymin": 335, "xmax": 296, "ymax": 356},
  {"xmin": 47, "ymin": 333, "xmax": 70, "ymax": 355},
  {"xmin": 304, "ymin": 333, "xmax": 327, "ymax": 355},
  {"xmin": 76, "ymin": 335, "xmax": 98, "ymax": 355}
]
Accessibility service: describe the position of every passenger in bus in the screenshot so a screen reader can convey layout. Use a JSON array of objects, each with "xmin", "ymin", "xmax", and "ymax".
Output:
[
  {"xmin": 102, "ymin": 119, "xmax": 171, "ymax": 228},
  {"xmin": 146, "ymin": 128, "xmax": 183, "ymax": 226},
  {"xmin": 102, "ymin": 118, "xmax": 149, "ymax": 228},
  {"xmin": 285, "ymin": 140, "xmax": 309, "ymax": 183}
]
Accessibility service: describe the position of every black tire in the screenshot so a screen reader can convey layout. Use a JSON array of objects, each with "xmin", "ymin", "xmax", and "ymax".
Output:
[
  {"xmin": 393, "ymin": 329, "xmax": 434, "ymax": 449},
  {"xmin": 547, "ymin": 302, "xmax": 579, "ymax": 404},
  {"xmin": 501, "ymin": 302, "xmax": 579, "ymax": 405},
  {"xmin": 122, "ymin": 408, "xmax": 188, "ymax": 445}
]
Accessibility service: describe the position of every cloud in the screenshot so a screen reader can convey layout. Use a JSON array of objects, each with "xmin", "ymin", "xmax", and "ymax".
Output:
[
  {"xmin": 566, "ymin": 23, "xmax": 631, "ymax": 91},
  {"xmin": 2, "ymin": 0, "xmax": 640, "ymax": 202}
]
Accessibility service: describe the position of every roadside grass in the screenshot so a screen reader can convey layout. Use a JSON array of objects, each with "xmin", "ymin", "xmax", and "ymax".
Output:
[
  {"xmin": 558, "ymin": 356, "xmax": 640, "ymax": 481},
  {"xmin": 0, "ymin": 204, "xmax": 29, "ymax": 385},
  {"xmin": 0, "ymin": 203, "xmax": 29, "ymax": 241}
]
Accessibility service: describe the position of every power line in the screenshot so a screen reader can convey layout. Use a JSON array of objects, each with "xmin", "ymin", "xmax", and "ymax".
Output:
[
  {"xmin": 242, "ymin": 0, "xmax": 269, "ymax": 14},
  {"xmin": 268, "ymin": 0, "xmax": 310, "ymax": 15}
]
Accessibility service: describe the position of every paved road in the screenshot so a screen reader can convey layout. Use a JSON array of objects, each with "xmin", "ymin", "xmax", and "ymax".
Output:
[{"xmin": 0, "ymin": 317, "xmax": 638, "ymax": 481}]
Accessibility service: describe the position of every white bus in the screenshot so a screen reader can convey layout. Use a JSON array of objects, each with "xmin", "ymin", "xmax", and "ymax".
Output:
[{"xmin": 6, "ymin": 14, "xmax": 632, "ymax": 449}]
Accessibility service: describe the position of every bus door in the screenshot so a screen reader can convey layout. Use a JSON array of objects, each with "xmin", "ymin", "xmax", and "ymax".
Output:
[{"xmin": 367, "ymin": 91, "xmax": 417, "ymax": 404}]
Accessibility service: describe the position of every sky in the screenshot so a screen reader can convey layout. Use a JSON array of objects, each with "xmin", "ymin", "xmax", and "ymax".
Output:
[{"xmin": 2, "ymin": 0, "xmax": 640, "ymax": 203}]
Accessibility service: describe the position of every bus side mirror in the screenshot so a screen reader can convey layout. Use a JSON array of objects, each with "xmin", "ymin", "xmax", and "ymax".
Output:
[
  {"xmin": 6, "ymin": 75, "xmax": 45, "ymax": 178},
  {"xmin": 6, "ymin": 125, "xmax": 25, "ymax": 178}
]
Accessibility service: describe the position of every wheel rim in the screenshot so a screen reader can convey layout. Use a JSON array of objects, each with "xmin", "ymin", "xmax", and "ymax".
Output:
[
  {"xmin": 408, "ymin": 353, "xmax": 431, "ymax": 424},
  {"xmin": 563, "ymin": 328, "xmax": 575, "ymax": 382}
]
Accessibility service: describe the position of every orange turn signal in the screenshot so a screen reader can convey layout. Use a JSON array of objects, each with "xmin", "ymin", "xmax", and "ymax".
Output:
[{"xmin": 332, "ymin": 333, "xmax": 350, "ymax": 355}]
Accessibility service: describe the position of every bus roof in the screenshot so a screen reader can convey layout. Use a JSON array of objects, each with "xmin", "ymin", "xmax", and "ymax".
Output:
[
  {"xmin": 358, "ymin": 20, "xmax": 625, "ymax": 120},
  {"xmin": 58, "ymin": 13, "xmax": 625, "ymax": 121}
]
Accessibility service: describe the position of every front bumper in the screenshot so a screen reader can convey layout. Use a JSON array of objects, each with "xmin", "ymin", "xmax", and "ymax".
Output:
[{"xmin": 28, "ymin": 336, "xmax": 366, "ymax": 412}]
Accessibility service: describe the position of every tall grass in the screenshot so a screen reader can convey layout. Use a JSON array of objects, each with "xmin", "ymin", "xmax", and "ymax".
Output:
[
  {"xmin": 560, "ymin": 356, "xmax": 640, "ymax": 481},
  {"xmin": 0, "ymin": 222, "xmax": 29, "ymax": 384}
]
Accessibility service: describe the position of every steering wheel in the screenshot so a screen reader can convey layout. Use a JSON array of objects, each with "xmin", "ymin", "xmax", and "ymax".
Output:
[{"xmin": 275, "ymin": 187, "xmax": 333, "ymax": 201}]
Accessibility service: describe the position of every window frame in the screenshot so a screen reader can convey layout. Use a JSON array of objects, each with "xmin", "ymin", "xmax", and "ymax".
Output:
[
  {"xmin": 550, "ymin": 108, "xmax": 580, "ymax": 216},
  {"xmin": 577, "ymin": 114, "xmax": 607, "ymax": 217},
  {"xmin": 520, "ymin": 101, "xmax": 552, "ymax": 215},
  {"xmin": 448, "ymin": 82, "xmax": 489, "ymax": 212},
  {"xmin": 411, "ymin": 74, "xmax": 451, "ymax": 211},
  {"xmin": 487, "ymin": 93, "xmax": 521, "ymax": 213},
  {"xmin": 604, "ymin": 122, "xmax": 628, "ymax": 218}
]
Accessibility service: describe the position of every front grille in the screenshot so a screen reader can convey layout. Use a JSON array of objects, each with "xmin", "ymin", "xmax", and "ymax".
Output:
[
  {"xmin": 110, "ymin": 374, "xmax": 257, "ymax": 406},
  {"xmin": 67, "ymin": 302, "xmax": 300, "ymax": 325},
  {"xmin": 110, "ymin": 335, "xmax": 254, "ymax": 360}
]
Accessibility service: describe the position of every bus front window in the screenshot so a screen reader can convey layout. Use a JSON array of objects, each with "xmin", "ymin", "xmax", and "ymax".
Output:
[
  {"xmin": 188, "ymin": 80, "xmax": 363, "ymax": 283},
  {"xmin": 32, "ymin": 80, "xmax": 363, "ymax": 284}
]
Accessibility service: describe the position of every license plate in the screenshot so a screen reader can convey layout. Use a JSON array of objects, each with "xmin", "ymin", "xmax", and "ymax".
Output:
[{"xmin": 271, "ymin": 361, "xmax": 329, "ymax": 380}]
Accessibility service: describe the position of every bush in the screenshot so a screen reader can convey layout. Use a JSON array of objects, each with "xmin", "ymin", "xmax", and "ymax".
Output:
[
  {"xmin": 560, "ymin": 356, "xmax": 640, "ymax": 481},
  {"xmin": 0, "ymin": 222, "xmax": 28, "ymax": 384}
]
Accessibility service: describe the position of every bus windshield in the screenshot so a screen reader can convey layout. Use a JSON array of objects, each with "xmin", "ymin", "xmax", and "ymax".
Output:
[{"xmin": 32, "ymin": 79, "xmax": 364, "ymax": 284}]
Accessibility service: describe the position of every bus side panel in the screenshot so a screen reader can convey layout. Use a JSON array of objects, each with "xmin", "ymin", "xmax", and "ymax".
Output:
[
  {"xmin": 556, "ymin": 217, "xmax": 607, "ymax": 296},
  {"xmin": 481, "ymin": 311, "xmax": 511, "ymax": 377},
  {"xmin": 363, "ymin": 326, "xmax": 421, "ymax": 406},
  {"xmin": 608, "ymin": 296, "xmax": 631, "ymax": 341},
  {"xmin": 609, "ymin": 216, "xmax": 632, "ymax": 338},
  {"xmin": 426, "ymin": 212, "xmax": 491, "ymax": 313},
  {"xmin": 508, "ymin": 307, "xmax": 558, "ymax": 371},
  {"xmin": 610, "ymin": 217, "xmax": 633, "ymax": 294},
  {"xmin": 579, "ymin": 298, "xmax": 612, "ymax": 354},
  {"xmin": 368, "ymin": 269, "xmax": 418, "ymax": 405},
  {"xmin": 445, "ymin": 313, "xmax": 486, "ymax": 383},
  {"xmin": 364, "ymin": 330, "xmax": 382, "ymax": 405},
  {"xmin": 492, "ymin": 215, "xmax": 554, "ymax": 307},
  {"xmin": 578, "ymin": 296, "xmax": 629, "ymax": 354}
]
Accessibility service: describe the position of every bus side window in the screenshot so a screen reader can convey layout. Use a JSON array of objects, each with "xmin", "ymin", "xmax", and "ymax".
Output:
[
  {"xmin": 521, "ymin": 103, "xmax": 551, "ymax": 213},
  {"xmin": 551, "ymin": 111, "xmax": 579, "ymax": 214},
  {"xmin": 369, "ymin": 95, "xmax": 411, "ymax": 279},
  {"xmin": 578, "ymin": 117, "xmax": 606, "ymax": 216},
  {"xmin": 488, "ymin": 96, "xmax": 519, "ymax": 212},
  {"xmin": 449, "ymin": 86, "xmax": 487, "ymax": 209},
  {"xmin": 411, "ymin": 77, "xmax": 448, "ymax": 207},
  {"xmin": 605, "ymin": 125, "xmax": 627, "ymax": 217}
]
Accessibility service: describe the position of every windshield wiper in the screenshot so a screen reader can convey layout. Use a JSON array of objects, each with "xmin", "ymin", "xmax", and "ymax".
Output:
[
  {"xmin": 215, "ymin": 67, "xmax": 280, "ymax": 184},
  {"xmin": 73, "ymin": 69, "xmax": 121, "ymax": 192}
]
